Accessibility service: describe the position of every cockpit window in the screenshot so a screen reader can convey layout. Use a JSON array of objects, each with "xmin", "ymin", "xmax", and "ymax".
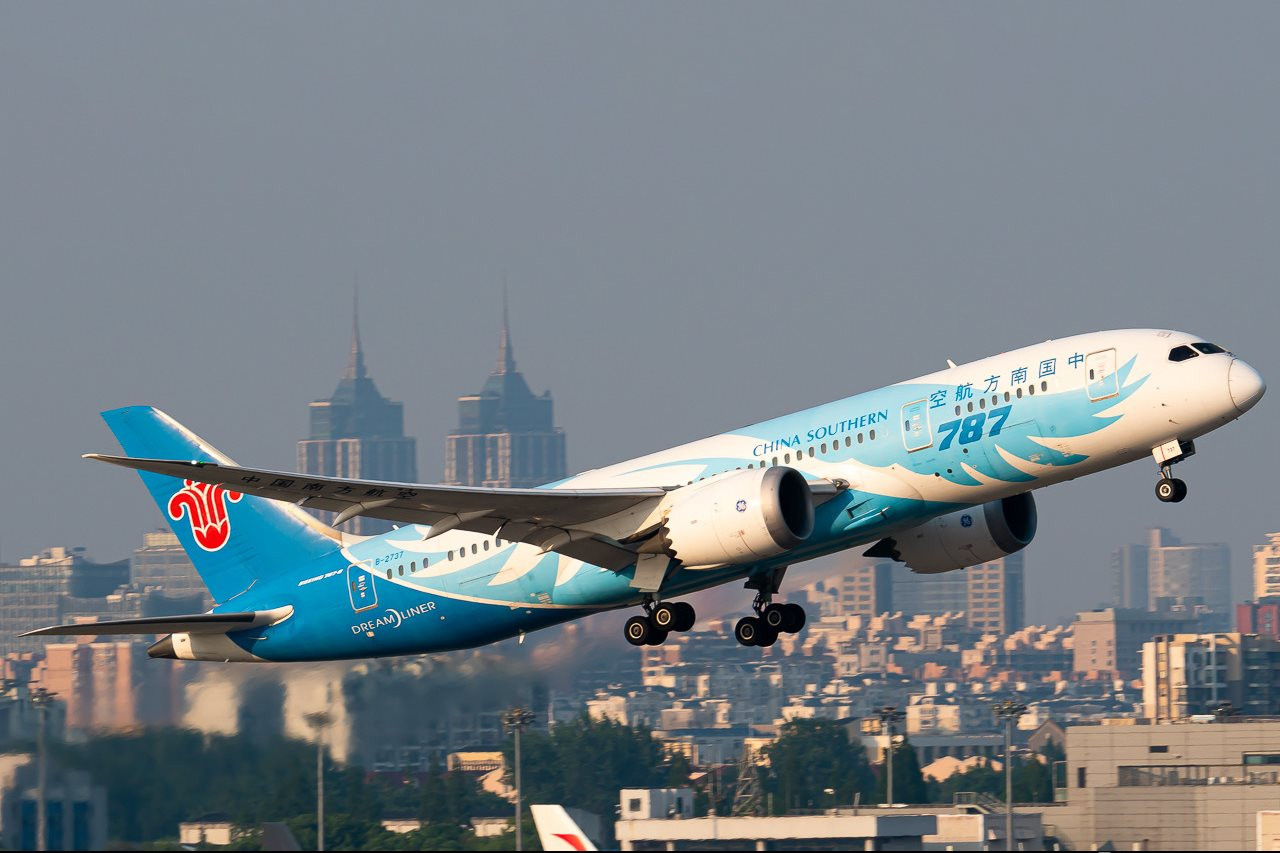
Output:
[
  {"xmin": 1168, "ymin": 345, "xmax": 1198, "ymax": 362},
  {"xmin": 1192, "ymin": 342, "xmax": 1227, "ymax": 355}
]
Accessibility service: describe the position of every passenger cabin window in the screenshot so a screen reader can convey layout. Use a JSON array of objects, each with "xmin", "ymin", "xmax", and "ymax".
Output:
[
  {"xmin": 869, "ymin": 429, "xmax": 877, "ymax": 440},
  {"xmin": 1193, "ymin": 342, "xmax": 1227, "ymax": 354},
  {"xmin": 1168, "ymin": 345, "xmax": 1198, "ymax": 362}
]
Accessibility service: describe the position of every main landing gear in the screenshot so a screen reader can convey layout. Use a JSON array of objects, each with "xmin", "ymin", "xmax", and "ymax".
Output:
[
  {"xmin": 624, "ymin": 600, "xmax": 696, "ymax": 646},
  {"xmin": 733, "ymin": 569, "xmax": 807, "ymax": 648},
  {"xmin": 1152, "ymin": 438, "xmax": 1195, "ymax": 504}
]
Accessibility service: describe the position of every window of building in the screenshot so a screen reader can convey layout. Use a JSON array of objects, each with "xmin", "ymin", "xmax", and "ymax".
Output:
[
  {"xmin": 1077, "ymin": 767, "xmax": 1087, "ymax": 788},
  {"xmin": 1149, "ymin": 745, "xmax": 1169, "ymax": 754}
]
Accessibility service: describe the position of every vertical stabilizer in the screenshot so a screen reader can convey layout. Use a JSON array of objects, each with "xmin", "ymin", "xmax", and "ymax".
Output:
[
  {"xmin": 530, "ymin": 804, "xmax": 598, "ymax": 852},
  {"xmin": 100, "ymin": 406, "xmax": 340, "ymax": 604}
]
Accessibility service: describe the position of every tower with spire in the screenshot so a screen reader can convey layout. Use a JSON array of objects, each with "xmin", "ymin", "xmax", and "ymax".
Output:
[
  {"xmin": 298, "ymin": 296, "xmax": 417, "ymax": 533},
  {"xmin": 445, "ymin": 298, "xmax": 566, "ymax": 487}
]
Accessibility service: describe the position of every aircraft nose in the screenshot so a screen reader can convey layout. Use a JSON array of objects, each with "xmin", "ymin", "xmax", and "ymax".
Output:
[{"xmin": 1229, "ymin": 358, "xmax": 1266, "ymax": 414}]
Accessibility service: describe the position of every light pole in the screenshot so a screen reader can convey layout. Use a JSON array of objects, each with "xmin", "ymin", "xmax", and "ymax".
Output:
[
  {"xmin": 993, "ymin": 699, "xmax": 1028, "ymax": 851},
  {"xmin": 304, "ymin": 711, "xmax": 333, "ymax": 852},
  {"xmin": 30, "ymin": 687, "xmax": 56, "ymax": 853},
  {"xmin": 502, "ymin": 707, "xmax": 536, "ymax": 852},
  {"xmin": 876, "ymin": 706, "xmax": 904, "ymax": 806}
]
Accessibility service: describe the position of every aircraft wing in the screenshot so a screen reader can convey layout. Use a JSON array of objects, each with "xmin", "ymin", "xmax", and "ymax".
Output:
[
  {"xmin": 86, "ymin": 454, "xmax": 670, "ymax": 569},
  {"xmin": 22, "ymin": 607, "xmax": 293, "ymax": 637}
]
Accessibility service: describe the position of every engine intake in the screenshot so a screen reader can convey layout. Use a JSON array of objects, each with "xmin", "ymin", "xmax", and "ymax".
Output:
[
  {"xmin": 662, "ymin": 466, "xmax": 814, "ymax": 568},
  {"xmin": 865, "ymin": 492, "xmax": 1037, "ymax": 574}
]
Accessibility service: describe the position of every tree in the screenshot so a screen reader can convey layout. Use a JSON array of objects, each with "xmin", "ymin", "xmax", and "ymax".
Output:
[
  {"xmin": 873, "ymin": 736, "xmax": 927, "ymax": 805},
  {"xmin": 762, "ymin": 719, "xmax": 875, "ymax": 814},
  {"xmin": 501, "ymin": 713, "xmax": 672, "ymax": 821}
]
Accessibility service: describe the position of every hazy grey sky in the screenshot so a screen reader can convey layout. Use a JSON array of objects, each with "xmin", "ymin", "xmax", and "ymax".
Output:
[{"xmin": 2, "ymin": 3, "xmax": 1277, "ymax": 624}]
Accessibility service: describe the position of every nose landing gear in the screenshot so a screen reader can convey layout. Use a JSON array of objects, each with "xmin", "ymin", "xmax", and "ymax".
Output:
[{"xmin": 1152, "ymin": 439, "xmax": 1195, "ymax": 503}]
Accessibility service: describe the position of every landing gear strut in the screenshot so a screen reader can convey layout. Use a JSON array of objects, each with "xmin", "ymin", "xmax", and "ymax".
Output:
[
  {"xmin": 734, "ymin": 569, "xmax": 807, "ymax": 648},
  {"xmin": 1152, "ymin": 439, "xmax": 1194, "ymax": 504},
  {"xmin": 624, "ymin": 599, "xmax": 697, "ymax": 646}
]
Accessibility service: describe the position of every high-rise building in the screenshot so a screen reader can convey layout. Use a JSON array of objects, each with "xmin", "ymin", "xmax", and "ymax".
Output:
[
  {"xmin": 1253, "ymin": 532, "xmax": 1280, "ymax": 600},
  {"xmin": 1071, "ymin": 607, "xmax": 1199, "ymax": 679},
  {"xmin": 892, "ymin": 554, "xmax": 1025, "ymax": 634},
  {"xmin": 445, "ymin": 301, "xmax": 566, "ymax": 487},
  {"xmin": 1148, "ymin": 539, "xmax": 1231, "ymax": 630},
  {"xmin": 803, "ymin": 562, "xmax": 894, "ymax": 619},
  {"xmin": 0, "ymin": 547, "xmax": 130, "ymax": 655},
  {"xmin": 297, "ymin": 303, "xmax": 417, "ymax": 535},
  {"xmin": 1111, "ymin": 542, "xmax": 1149, "ymax": 610},
  {"xmin": 1142, "ymin": 632, "xmax": 1280, "ymax": 721},
  {"xmin": 131, "ymin": 530, "xmax": 209, "ymax": 611}
]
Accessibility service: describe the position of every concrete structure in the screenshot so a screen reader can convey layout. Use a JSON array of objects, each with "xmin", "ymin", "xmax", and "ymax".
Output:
[
  {"xmin": 0, "ymin": 547, "xmax": 129, "ymax": 655},
  {"xmin": 297, "ymin": 301, "xmax": 417, "ymax": 535},
  {"xmin": 1112, "ymin": 539, "xmax": 1151, "ymax": 610},
  {"xmin": 0, "ymin": 758, "xmax": 107, "ymax": 851},
  {"xmin": 1147, "ymin": 534, "xmax": 1231, "ymax": 630},
  {"xmin": 1254, "ymin": 533, "xmax": 1280, "ymax": 601},
  {"xmin": 1142, "ymin": 632, "xmax": 1280, "ymax": 721},
  {"xmin": 444, "ymin": 300, "xmax": 566, "ymax": 488},
  {"xmin": 806, "ymin": 561, "xmax": 893, "ymax": 619},
  {"xmin": 892, "ymin": 554, "xmax": 1025, "ymax": 634},
  {"xmin": 616, "ymin": 811, "xmax": 939, "ymax": 851},
  {"xmin": 132, "ymin": 530, "xmax": 209, "ymax": 611},
  {"xmin": 1071, "ymin": 607, "xmax": 1198, "ymax": 679},
  {"xmin": 620, "ymin": 788, "xmax": 695, "ymax": 821},
  {"xmin": 1240, "ymin": 599, "xmax": 1280, "ymax": 641},
  {"xmin": 1050, "ymin": 718, "xmax": 1280, "ymax": 851},
  {"xmin": 179, "ymin": 818, "xmax": 235, "ymax": 845}
]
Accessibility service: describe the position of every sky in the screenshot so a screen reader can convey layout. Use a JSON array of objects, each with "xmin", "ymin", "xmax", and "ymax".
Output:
[{"xmin": 1, "ymin": 3, "xmax": 1277, "ymax": 626}]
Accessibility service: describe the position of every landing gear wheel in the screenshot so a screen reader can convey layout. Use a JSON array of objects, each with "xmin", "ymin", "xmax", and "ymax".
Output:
[
  {"xmin": 651, "ymin": 603, "xmax": 679, "ymax": 631},
  {"xmin": 672, "ymin": 602, "xmax": 696, "ymax": 632},
  {"xmin": 624, "ymin": 615, "xmax": 652, "ymax": 646},
  {"xmin": 1156, "ymin": 477, "xmax": 1187, "ymax": 503},
  {"xmin": 781, "ymin": 602, "xmax": 807, "ymax": 633},
  {"xmin": 734, "ymin": 616, "xmax": 765, "ymax": 647},
  {"xmin": 646, "ymin": 628, "xmax": 669, "ymax": 646},
  {"xmin": 762, "ymin": 603, "xmax": 789, "ymax": 632},
  {"xmin": 755, "ymin": 624, "xmax": 779, "ymax": 647}
]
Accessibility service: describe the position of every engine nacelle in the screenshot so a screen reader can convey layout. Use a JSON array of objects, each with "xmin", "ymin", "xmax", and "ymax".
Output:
[
  {"xmin": 662, "ymin": 466, "xmax": 815, "ymax": 568},
  {"xmin": 865, "ymin": 492, "xmax": 1037, "ymax": 573}
]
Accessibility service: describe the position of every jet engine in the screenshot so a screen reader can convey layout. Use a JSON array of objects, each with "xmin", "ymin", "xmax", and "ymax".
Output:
[
  {"xmin": 661, "ymin": 466, "xmax": 815, "ymax": 568},
  {"xmin": 864, "ymin": 492, "xmax": 1037, "ymax": 573}
]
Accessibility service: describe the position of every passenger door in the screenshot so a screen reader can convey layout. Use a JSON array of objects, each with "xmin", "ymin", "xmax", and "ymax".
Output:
[
  {"xmin": 1086, "ymin": 349, "xmax": 1119, "ymax": 401},
  {"xmin": 902, "ymin": 399, "xmax": 933, "ymax": 452},
  {"xmin": 347, "ymin": 563, "xmax": 378, "ymax": 613}
]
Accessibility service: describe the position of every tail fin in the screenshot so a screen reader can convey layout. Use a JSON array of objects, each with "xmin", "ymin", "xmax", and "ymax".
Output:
[
  {"xmin": 101, "ymin": 406, "xmax": 341, "ymax": 604},
  {"xmin": 530, "ymin": 805, "xmax": 598, "ymax": 852}
]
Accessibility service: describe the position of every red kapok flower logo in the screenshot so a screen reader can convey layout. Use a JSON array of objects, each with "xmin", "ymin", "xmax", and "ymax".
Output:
[{"xmin": 167, "ymin": 480, "xmax": 242, "ymax": 551}]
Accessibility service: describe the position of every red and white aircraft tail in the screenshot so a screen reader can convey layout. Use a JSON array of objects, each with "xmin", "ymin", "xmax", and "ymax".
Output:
[{"xmin": 530, "ymin": 804, "xmax": 597, "ymax": 851}]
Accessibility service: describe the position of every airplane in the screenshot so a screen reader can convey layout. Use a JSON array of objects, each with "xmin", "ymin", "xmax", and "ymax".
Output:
[
  {"xmin": 25, "ymin": 329, "xmax": 1265, "ymax": 661},
  {"xmin": 530, "ymin": 804, "xmax": 598, "ymax": 851}
]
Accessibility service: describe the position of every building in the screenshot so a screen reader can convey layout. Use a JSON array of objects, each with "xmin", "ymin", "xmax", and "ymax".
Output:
[
  {"xmin": 444, "ymin": 301, "xmax": 566, "ymax": 488},
  {"xmin": 131, "ymin": 530, "xmax": 209, "ymax": 611},
  {"xmin": 1254, "ymin": 533, "xmax": 1280, "ymax": 600},
  {"xmin": 0, "ymin": 548, "xmax": 130, "ymax": 656},
  {"xmin": 805, "ymin": 562, "xmax": 893, "ymax": 618},
  {"xmin": 1051, "ymin": 718, "xmax": 1280, "ymax": 851},
  {"xmin": 1071, "ymin": 607, "xmax": 1199, "ymax": 680},
  {"xmin": 1238, "ymin": 599, "xmax": 1280, "ymax": 640},
  {"xmin": 297, "ymin": 302, "xmax": 417, "ymax": 535},
  {"xmin": 1147, "ymin": 533, "xmax": 1231, "ymax": 630},
  {"xmin": 892, "ymin": 554, "xmax": 1025, "ymax": 634},
  {"xmin": 1112, "ymin": 540, "xmax": 1150, "ymax": 610},
  {"xmin": 0, "ymin": 757, "xmax": 107, "ymax": 851},
  {"xmin": 1142, "ymin": 632, "xmax": 1280, "ymax": 722}
]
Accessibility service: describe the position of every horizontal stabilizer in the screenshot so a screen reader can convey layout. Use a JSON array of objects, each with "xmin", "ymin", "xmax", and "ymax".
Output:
[{"xmin": 21, "ymin": 606, "xmax": 293, "ymax": 637}]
